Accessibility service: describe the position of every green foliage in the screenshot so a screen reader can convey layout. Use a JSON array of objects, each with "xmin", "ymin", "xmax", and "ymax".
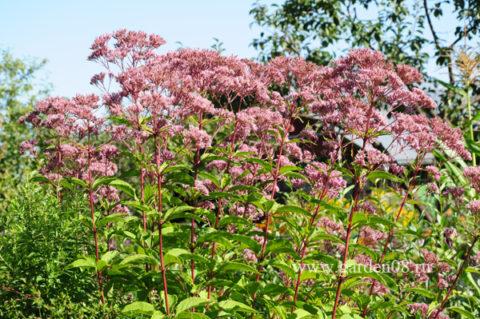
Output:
[
  {"xmin": 250, "ymin": 0, "xmax": 479, "ymax": 74},
  {"xmin": 0, "ymin": 50, "xmax": 48, "ymax": 208},
  {"xmin": 0, "ymin": 183, "xmax": 121, "ymax": 318}
]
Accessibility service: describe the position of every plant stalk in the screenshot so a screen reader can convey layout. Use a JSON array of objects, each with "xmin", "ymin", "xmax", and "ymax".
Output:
[
  {"xmin": 250, "ymin": 116, "xmax": 292, "ymax": 319},
  {"xmin": 87, "ymin": 133, "xmax": 105, "ymax": 304},
  {"xmin": 361, "ymin": 155, "xmax": 424, "ymax": 316},
  {"xmin": 432, "ymin": 235, "xmax": 479, "ymax": 319},
  {"xmin": 155, "ymin": 133, "xmax": 169, "ymax": 315},
  {"xmin": 332, "ymin": 180, "xmax": 361, "ymax": 319}
]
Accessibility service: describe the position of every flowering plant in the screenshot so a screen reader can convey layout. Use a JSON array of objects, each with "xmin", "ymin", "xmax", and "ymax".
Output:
[{"xmin": 19, "ymin": 30, "xmax": 480, "ymax": 319}]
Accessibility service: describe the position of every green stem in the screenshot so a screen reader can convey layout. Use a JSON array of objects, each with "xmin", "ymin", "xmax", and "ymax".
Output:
[{"xmin": 467, "ymin": 85, "xmax": 476, "ymax": 166}]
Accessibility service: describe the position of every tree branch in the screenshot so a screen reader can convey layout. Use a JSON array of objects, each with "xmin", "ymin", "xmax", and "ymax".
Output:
[
  {"xmin": 423, "ymin": 0, "xmax": 455, "ymax": 85},
  {"xmin": 450, "ymin": 25, "xmax": 476, "ymax": 49}
]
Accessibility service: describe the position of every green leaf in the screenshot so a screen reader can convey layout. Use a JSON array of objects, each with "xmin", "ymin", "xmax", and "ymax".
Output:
[
  {"xmin": 122, "ymin": 301, "xmax": 155, "ymax": 315},
  {"xmin": 351, "ymin": 211, "xmax": 368, "ymax": 226},
  {"xmin": 269, "ymin": 261, "xmax": 296, "ymax": 279},
  {"xmin": 448, "ymin": 307, "xmax": 475, "ymax": 319},
  {"xmin": 151, "ymin": 310, "xmax": 165, "ymax": 319},
  {"xmin": 244, "ymin": 158, "xmax": 273, "ymax": 172},
  {"xmin": 92, "ymin": 176, "xmax": 116, "ymax": 189},
  {"xmin": 218, "ymin": 215, "xmax": 250, "ymax": 227},
  {"xmin": 230, "ymin": 234, "xmax": 261, "ymax": 253},
  {"xmin": 435, "ymin": 78, "xmax": 467, "ymax": 96},
  {"xmin": 175, "ymin": 297, "xmax": 209, "ymax": 314},
  {"xmin": 97, "ymin": 260, "xmax": 108, "ymax": 272},
  {"xmin": 164, "ymin": 205, "xmax": 195, "ymax": 221},
  {"xmin": 367, "ymin": 171, "xmax": 403, "ymax": 183},
  {"xmin": 96, "ymin": 214, "xmax": 127, "ymax": 228},
  {"xmin": 443, "ymin": 160, "xmax": 468, "ymax": 184},
  {"xmin": 279, "ymin": 165, "xmax": 302, "ymax": 174},
  {"xmin": 367, "ymin": 215, "xmax": 397, "ymax": 229},
  {"xmin": 470, "ymin": 108, "xmax": 480, "ymax": 124},
  {"xmin": 107, "ymin": 116, "xmax": 132, "ymax": 126},
  {"xmin": 218, "ymin": 300, "xmax": 257, "ymax": 313},
  {"xmin": 177, "ymin": 253, "xmax": 211, "ymax": 268},
  {"xmin": 284, "ymin": 171, "xmax": 309, "ymax": 181},
  {"xmin": 175, "ymin": 313, "xmax": 210, "ymax": 319},
  {"xmin": 197, "ymin": 230, "xmax": 234, "ymax": 248},
  {"xmin": 311, "ymin": 232, "xmax": 345, "ymax": 244},
  {"xmin": 217, "ymin": 262, "xmax": 258, "ymax": 274},
  {"xmin": 109, "ymin": 179, "xmax": 137, "ymax": 198},
  {"xmin": 464, "ymin": 136, "xmax": 480, "ymax": 156},
  {"xmin": 122, "ymin": 200, "xmax": 152, "ymax": 213},
  {"xmin": 465, "ymin": 267, "xmax": 480, "ymax": 274},
  {"xmin": 197, "ymin": 171, "xmax": 220, "ymax": 189},
  {"xmin": 275, "ymin": 205, "xmax": 311, "ymax": 216},
  {"xmin": 68, "ymin": 257, "xmax": 96, "ymax": 269},
  {"xmin": 350, "ymin": 244, "xmax": 378, "ymax": 262},
  {"xmin": 265, "ymin": 239, "xmax": 297, "ymax": 257},
  {"xmin": 163, "ymin": 253, "xmax": 183, "ymax": 266},
  {"xmin": 221, "ymin": 174, "xmax": 232, "ymax": 189},
  {"xmin": 307, "ymin": 253, "xmax": 339, "ymax": 270},
  {"xmin": 67, "ymin": 177, "xmax": 88, "ymax": 189},
  {"xmin": 347, "ymin": 265, "xmax": 396, "ymax": 290},
  {"xmin": 30, "ymin": 175, "xmax": 54, "ymax": 185},
  {"xmin": 163, "ymin": 164, "xmax": 191, "ymax": 174},
  {"xmin": 120, "ymin": 254, "xmax": 159, "ymax": 267},
  {"xmin": 101, "ymin": 251, "xmax": 119, "ymax": 264},
  {"xmin": 406, "ymin": 287, "xmax": 435, "ymax": 299}
]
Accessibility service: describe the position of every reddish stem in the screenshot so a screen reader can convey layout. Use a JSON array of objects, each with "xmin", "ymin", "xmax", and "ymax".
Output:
[
  {"xmin": 190, "ymin": 112, "xmax": 204, "ymax": 292},
  {"xmin": 139, "ymin": 144, "xmax": 148, "ymax": 272},
  {"xmin": 291, "ymin": 179, "xmax": 330, "ymax": 313},
  {"xmin": 361, "ymin": 155, "xmax": 425, "ymax": 316},
  {"xmin": 155, "ymin": 133, "xmax": 169, "ymax": 315},
  {"xmin": 432, "ymin": 235, "xmax": 479, "ymax": 319},
  {"xmin": 207, "ymin": 198, "xmax": 222, "ymax": 303},
  {"xmin": 250, "ymin": 116, "xmax": 292, "ymax": 318},
  {"xmin": 87, "ymin": 134, "xmax": 105, "ymax": 304},
  {"xmin": 208, "ymin": 105, "xmax": 243, "ymax": 302},
  {"xmin": 140, "ymin": 154, "xmax": 146, "ymax": 231},
  {"xmin": 332, "ymin": 181, "xmax": 362, "ymax": 319},
  {"xmin": 57, "ymin": 137, "xmax": 62, "ymax": 202}
]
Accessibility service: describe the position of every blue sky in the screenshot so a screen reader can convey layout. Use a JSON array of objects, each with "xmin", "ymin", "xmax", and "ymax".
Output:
[
  {"xmin": 0, "ymin": 0, "xmax": 267, "ymax": 97},
  {"xmin": 0, "ymin": 0, "xmax": 460, "ymax": 98}
]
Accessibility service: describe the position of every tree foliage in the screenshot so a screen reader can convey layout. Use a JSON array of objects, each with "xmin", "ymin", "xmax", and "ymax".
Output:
[
  {"xmin": 0, "ymin": 50, "xmax": 48, "ymax": 207},
  {"xmin": 250, "ymin": 0, "xmax": 480, "ymax": 84}
]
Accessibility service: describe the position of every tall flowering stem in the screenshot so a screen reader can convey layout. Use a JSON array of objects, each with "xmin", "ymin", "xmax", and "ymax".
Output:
[
  {"xmin": 361, "ymin": 154, "xmax": 425, "ymax": 316},
  {"xmin": 56, "ymin": 137, "xmax": 62, "ymax": 202},
  {"xmin": 432, "ymin": 235, "xmax": 479, "ymax": 319},
  {"xmin": 87, "ymin": 133, "xmax": 105, "ymax": 304},
  {"xmin": 207, "ymin": 102, "xmax": 242, "ymax": 301},
  {"xmin": 332, "ymin": 178, "xmax": 362, "ymax": 319},
  {"xmin": 154, "ymin": 133, "xmax": 169, "ymax": 315},
  {"xmin": 250, "ymin": 115, "xmax": 292, "ymax": 318},
  {"xmin": 190, "ymin": 112, "xmax": 204, "ymax": 292},
  {"xmin": 467, "ymin": 87, "xmax": 476, "ymax": 166},
  {"xmin": 291, "ymin": 177, "xmax": 331, "ymax": 313}
]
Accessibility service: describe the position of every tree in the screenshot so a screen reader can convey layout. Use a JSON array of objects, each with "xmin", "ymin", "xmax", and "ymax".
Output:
[
  {"xmin": 0, "ymin": 50, "xmax": 48, "ymax": 207},
  {"xmin": 250, "ymin": 0, "xmax": 480, "ymax": 159},
  {"xmin": 250, "ymin": 0, "xmax": 480, "ymax": 85}
]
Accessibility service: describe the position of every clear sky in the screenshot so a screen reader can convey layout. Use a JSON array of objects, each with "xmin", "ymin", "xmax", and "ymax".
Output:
[
  {"xmin": 0, "ymin": 0, "xmax": 267, "ymax": 97},
  {"xmin": 0, "ymin": 0, "xmax": 460, "ymax": 99}
]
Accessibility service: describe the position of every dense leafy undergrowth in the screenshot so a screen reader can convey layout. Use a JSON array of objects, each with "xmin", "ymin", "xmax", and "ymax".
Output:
[{"xmin": 2, "ymin": 30, "xmax": 480, "ymax": 318}]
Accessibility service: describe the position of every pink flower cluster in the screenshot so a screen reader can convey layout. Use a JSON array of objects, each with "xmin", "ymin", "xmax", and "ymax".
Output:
[{"xmin": 407, "ymin": 303, "xmax": 450, "ymax": 319}]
